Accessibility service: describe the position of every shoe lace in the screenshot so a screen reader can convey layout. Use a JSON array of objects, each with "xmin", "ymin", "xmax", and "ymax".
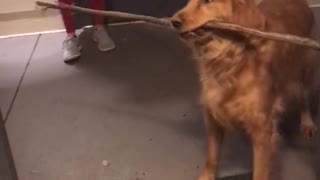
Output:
[{"xmin": 63, "ymin": 37, "xmax": 77, "ymax": 50}]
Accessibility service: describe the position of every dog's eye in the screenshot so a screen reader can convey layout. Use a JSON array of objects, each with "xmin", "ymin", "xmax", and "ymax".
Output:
[{"xmin": 203, "ymin": 0, "xmax": 214, "ymax": 4}]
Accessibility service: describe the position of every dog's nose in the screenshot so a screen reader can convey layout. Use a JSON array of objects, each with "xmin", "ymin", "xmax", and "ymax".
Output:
[{"xmin": 171, "ymin": 20, "xmax": 182, "ymax": 29}]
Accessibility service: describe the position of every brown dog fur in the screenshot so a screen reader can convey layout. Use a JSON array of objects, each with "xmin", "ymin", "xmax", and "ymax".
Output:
[{"xmin": 172, "ymin": 0, "xmax": 318, "ymax": 180}]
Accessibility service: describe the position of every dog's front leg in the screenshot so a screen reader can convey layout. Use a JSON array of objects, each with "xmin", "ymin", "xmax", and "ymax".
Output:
[
  {"xmin": 197, "ymin": 108, "xmax": 224, "ymax": 180},
  {"xmin": 251, "ymin": 124, "xmax": 279, "ymax": 180}
]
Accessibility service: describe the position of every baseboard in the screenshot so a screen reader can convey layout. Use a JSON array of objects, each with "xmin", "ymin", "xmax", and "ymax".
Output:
[{"xmin": 0, "ymin": 9, "xmax": 63, "ymax": 37}]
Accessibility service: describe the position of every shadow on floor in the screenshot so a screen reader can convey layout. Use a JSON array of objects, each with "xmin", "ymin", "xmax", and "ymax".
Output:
[{"xmin": 75, "ymin": 23, "xmax": 205, "ymax": 139}]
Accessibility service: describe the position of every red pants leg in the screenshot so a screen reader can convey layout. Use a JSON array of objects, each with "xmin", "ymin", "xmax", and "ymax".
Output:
[
  {"xmin": 58, "ymin": 0, "xmax": 76, "ymax": 34},
  {"xmin": 89, "ymin": 0, "xmax": 105, "ymax": 26}
]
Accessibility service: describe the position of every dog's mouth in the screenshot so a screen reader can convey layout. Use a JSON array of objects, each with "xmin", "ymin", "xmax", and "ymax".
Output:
[
  {"xmin": 180, "ymin": 28, "xmax": 209, "ymax": 40},
  {"xmin": 181, "ymin": 31, "xmax": 198, "ymax": 39}
]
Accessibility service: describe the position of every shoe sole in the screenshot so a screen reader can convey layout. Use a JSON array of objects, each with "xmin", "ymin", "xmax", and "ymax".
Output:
[
  {"xmin": 64, "ymin": 54, "xmax": 81, "ymax": 63},
  {"xmin": 98, "ymin": 45, "xmax": 115, "ymax": 52}
]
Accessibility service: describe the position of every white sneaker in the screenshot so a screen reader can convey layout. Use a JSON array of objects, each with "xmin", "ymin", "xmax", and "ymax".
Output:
[
  {"xmin": 93, "ymin": 27, "xmax": 115, "ymax": 52},
  {"xmin": 62, "ymin": 36, "xmax": 82, "ymax": 62}
]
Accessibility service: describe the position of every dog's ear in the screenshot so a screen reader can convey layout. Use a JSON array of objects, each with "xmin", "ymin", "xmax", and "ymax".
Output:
[
  {"xmin": 237, "ymin": 0, "xmax": 257, "ymax": 5},
  {"xmin": 238, "ymin": 0, "xmax": 246, "ymax": 5},
  {"xmin": 231, "ymin": 0, "xmax": 245, "ymax": 8},
  {"xmin": 232, "ymin": 0, "xmax": 246, "ymax": 11}
]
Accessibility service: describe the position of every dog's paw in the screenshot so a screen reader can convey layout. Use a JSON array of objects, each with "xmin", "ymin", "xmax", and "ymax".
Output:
[{"xmin": 300, "ymin": 121, "xmax": 317, "ymax": 139}]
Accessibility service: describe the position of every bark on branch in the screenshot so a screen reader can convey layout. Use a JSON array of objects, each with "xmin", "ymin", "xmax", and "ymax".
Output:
[{"xmin": 36, "ymin": 1, "xmax": 320, "ymax": 50}]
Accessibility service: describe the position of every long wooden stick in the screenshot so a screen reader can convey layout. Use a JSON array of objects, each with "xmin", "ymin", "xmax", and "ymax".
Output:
[
  {"xmin": 36, "ymin": 1, "xmax": 171, "ymax": 26},
  {"xmin": 36, "ymin": 1, "xmax": 320, "ymax": 50},
  {"xmin": 205, "ymin": 22, "xmax": 320, "ymax": 50}
]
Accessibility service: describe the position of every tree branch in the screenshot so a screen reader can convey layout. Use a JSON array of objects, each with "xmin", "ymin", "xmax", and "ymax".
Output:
[{"xmin": 36, "ymin": 1, "xmax": 320, "ymax": 50}]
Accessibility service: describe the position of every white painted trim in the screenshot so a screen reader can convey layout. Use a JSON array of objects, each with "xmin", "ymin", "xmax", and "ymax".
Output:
[
  {"xmin": 0, "ymin": 21, "xmax": 145, "ymax": 39},
  {"xmin": 0, "ymin": 29, "xmax": 64, "ymax": 39},
  {"xmin": 310, "ymin": 4, "xmax": 320, "ymax": 8}
]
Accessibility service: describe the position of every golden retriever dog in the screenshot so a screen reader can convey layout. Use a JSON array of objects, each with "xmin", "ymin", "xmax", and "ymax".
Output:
[{"xmin": 171, "ymin": 0, "xmax": 318, "ymax": 180}]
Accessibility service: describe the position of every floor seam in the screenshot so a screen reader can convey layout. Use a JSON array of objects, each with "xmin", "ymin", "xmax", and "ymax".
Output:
[{"xmin": 4, "ymin": 34, "xmax": 41, "ymax": 123}]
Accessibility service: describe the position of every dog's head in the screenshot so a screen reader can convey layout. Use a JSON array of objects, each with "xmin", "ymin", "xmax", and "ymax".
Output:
[{"xmin": 171, "ymin": 0, "xmax": 256, "ymax": 33}]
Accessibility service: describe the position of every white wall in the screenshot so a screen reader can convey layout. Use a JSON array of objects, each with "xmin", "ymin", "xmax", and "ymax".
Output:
[
  {"xmin": 0, "ymin": 0, "xmax": 63, "ymax": 36},
  {"xmin": 0, "ymin": 0, "xmax": 59, "ymax": 14}
]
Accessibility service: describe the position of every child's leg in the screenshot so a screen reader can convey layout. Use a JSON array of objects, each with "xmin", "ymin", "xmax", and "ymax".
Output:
[
  {"xmin": 59, "ymin": 0, "xmax": 81, "ymax": 62},
  {"xmin": 58, "ymin": 0, "xmax": 76, "ymax": 36},
  {"xmin": 89, "ymin": 0, "xmax": 105, "ymax": 27},
  {"xmin": 89, "ymin": 0, "xmax": 115, "ymax": 52}
]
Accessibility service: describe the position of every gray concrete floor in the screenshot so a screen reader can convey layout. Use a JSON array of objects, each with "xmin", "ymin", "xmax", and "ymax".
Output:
[{"xmin": 0, "ymin": 23, "xmax": 319, "ymax": 180}]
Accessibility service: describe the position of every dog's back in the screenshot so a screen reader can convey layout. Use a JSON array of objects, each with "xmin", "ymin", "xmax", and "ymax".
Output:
[
  {"xmin": 259, "ymin": 0, "xmax": 314, "ymax": 35},
  {"xmin": 258, "ymin": 0, "xmax": 319, "ymax": 139},
  {"xmin": 257, "ymin": 0, "xmax": 317, "ymax": 99}
]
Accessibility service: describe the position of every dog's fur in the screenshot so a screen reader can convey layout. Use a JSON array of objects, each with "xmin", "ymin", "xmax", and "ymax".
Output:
[{"xmin": 172, "ymin": 0, "xmax": 318, "ymax": 180}]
